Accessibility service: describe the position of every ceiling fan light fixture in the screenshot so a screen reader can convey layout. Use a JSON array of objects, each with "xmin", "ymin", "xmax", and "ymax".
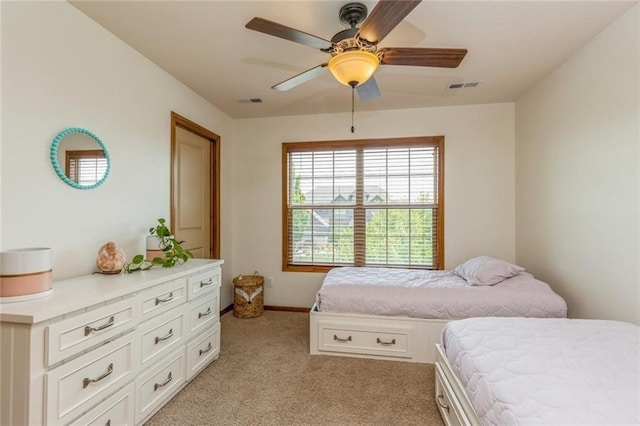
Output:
[{"xmin": 328, "ymin": 50, "xmax": 379, "ymax": 87}]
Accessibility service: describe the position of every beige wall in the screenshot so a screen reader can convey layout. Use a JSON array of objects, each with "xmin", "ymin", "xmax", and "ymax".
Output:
[
  {"xmin": 233, "ymin": 103, "xmax": 516, "ymax": 308},
  {"xmin": 515, "ymin": 5, "xmax": 639, "ymax": 324},
  {"xmin": 1, "ymin": 1, "xmax": 236, "ymax": 308}
]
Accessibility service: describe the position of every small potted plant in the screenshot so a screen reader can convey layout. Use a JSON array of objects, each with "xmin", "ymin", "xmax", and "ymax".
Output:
[{"xmin": 124, "ymin": 218, "xmax": 193, "ymax": 273}]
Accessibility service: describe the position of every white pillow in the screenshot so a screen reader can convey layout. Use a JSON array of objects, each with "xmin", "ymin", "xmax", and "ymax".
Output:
[{"xmin": 453, "ymin": 256, "xmax": 525, "ymax": 286}]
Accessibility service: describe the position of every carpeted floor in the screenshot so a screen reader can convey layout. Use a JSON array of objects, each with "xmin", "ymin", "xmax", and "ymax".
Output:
[{"xmin": 145, "ymin": 310, "xmax": 445, "ymax": 426}]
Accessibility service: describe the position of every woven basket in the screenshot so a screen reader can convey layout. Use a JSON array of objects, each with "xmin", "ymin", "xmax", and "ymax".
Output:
[{"xmin": 232, "ymin": 271, "xmax": 264, "ymax": 318}]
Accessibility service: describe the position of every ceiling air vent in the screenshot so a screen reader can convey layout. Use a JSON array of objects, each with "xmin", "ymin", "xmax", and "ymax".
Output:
[
  {"xmin": 447, "ymin": 81, "xmax": 481, "ymax": 90},
  {"xmin": 237, "ymin": 98, "xmax": 263, "ymax": 104}
]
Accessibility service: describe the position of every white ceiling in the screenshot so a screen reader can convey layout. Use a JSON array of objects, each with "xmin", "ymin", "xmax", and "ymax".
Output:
[{"xmin": 70, "ymin": 0, "xmax": 637, "ymax": 119}]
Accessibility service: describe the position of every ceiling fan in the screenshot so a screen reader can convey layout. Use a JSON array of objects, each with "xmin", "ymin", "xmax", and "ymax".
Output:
[{"xmin": 245, "ymin": 0, "xmax": 468, "ymax": 102}]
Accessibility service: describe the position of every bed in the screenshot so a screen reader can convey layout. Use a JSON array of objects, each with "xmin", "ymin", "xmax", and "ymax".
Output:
[
  {"xmin": 435, "ymin": 317, "xmax": 640, "ymax": 425},
  {"xmin": 309, "ymin": 256, "xmax": 567, "ymax": 363}
]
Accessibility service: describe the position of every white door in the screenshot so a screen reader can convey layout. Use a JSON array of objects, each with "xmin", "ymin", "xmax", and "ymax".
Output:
[{"xmin": 173, "ymin": 126, "xmax": 211, "ymax": 258}]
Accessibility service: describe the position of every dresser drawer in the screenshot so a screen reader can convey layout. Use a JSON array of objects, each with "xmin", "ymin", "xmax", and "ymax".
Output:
[
  {"xmin": 186, "ymin": 323, "xmax": 220, "ymax": 379},
  {"xmin": 45, "ymin": 332, "xmax": 139, "ymax": 425},
  {"xmin": 317, "ymin": 322, "xmax": 413, "ymax": 359},
  {"xmin": 135, "ymin": 348, "xmax": 186, "ymax": 424},
  {"xmin": 139, "ymin": 304, "xmax": 186, "ymax": 367},
  {"xmin": 68, "ymin": 382, "xmax": 135, "ymax": 426},
  {"xmin": 187, "ymin": 290, "xmax": 219, "ymax": 337},
  {"xmin": 187, "ymin": 267, "xmax": 220, "ymax": 300},
  {"xmin": 139, "ymin": 278, "xmax": 187, "ymax": 321},
  {"xmin": 46, "ymin": 297, "xmax": 139, "ymax": 366}
]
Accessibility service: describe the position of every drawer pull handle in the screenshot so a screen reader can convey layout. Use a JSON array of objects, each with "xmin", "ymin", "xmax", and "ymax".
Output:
[
  {"xmin": 154, "ymin": 372, "xmax": 172, "ymax": 392},
  {"xmin": 155, "ymin": 328, "xmax": 174, "ymax": 344},
  {"xmin": 200, "ymin": 278, "xmax": 214, "ymax": 288},
  {"xmin": 83, "ymin": 363, "xmax": 114, "ymax": 388},
  {"xmin": 198, "ymin": 307, "xmax": 212, "ymax": 319},
  {"xmin": 155, "ymin": 292, "xmax": 174, "ymax": 305},
  {"xmin": 199, "ymin": 342, "xmax": 213, "ymax": 356},
  {"xmin": 84, "ymin": 316, "xmax": 115, "ymax": 336},
  {"xmin": 436, "ymin": 392, "xmax": 450, "ymax": 413},
  {"xmin": 333, "ymin": 334, "xmax": 352, "ymax": 343},
  {"xmin": 376, "ymin": 337, "xmax": 396, "ymax": 346}
]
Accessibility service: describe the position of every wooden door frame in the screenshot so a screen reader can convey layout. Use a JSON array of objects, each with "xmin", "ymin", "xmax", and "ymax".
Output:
[{"xmin": 170, "ymin": 111, "xmax": 221, "ymax": 259}]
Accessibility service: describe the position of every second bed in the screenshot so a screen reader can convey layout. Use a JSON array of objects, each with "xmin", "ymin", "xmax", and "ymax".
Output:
[{"xmin": 310, "ymin": 256, "xmax": 567, "ymax": 363}]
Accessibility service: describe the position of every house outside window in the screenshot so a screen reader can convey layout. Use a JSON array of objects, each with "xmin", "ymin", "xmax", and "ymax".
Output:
[{"xmin": 282, "ymin": 136, "xmax": 443, "ymax": 272}]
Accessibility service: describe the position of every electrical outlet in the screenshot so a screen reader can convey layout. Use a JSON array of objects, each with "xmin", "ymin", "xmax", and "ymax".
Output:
[{"xmin": 266, "ymin": 277, "xmax": 273, "ymax": 287}]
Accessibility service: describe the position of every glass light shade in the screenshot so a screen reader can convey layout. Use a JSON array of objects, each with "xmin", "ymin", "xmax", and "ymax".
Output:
[{"xmin": 328, "ymin": 51, "xmax": 379, "ymax": 87}]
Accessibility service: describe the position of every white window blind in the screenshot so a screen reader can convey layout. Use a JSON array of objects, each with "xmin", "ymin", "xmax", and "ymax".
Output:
[
  {"xmin": 283, "ymin": 137, "xmax": 443, "ymax": 271},
  {"xmin": 66, "ymin": 150, "xmax": 108, "ymax": 185}
]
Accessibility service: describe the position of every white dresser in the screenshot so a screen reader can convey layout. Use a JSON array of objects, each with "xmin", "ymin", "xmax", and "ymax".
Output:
[{"xmin": 0, "ymin": 258, "xmax": 223, "ymax": 426}]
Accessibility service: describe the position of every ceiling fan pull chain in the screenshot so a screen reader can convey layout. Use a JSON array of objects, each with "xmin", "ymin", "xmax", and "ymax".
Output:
[{"xmin": 351, "ymin": 84, "xmax": 355, "ymax": 133}]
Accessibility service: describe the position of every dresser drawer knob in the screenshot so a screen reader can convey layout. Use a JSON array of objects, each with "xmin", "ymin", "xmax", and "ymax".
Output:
[
  {"xmin": 200, "ymin": 278, "xmax": 214, "ymax": 288},
  {"xmin": 84, "ymin": 316, "xmax": 115, "ymax": 336},
  {"xmin": 155, "ymin": 328, "xmax": 174, "ymax": 344},
  {"xmin": 199, "ymin": 342, "xmax": 213, "ymax": 356},
  {"xmin": 198, "ymin": 307, "xmax": 212, "ymax": 319},
  {"xmin": 154, "ymin": 372, "xmax": 173, "ymax": 391},
  {"xmin": 333, "ymin": 334, "xmax": 352, "ymax": 343},
  {"xmin": 155, "ymin": 292, "xmax": 174, "ymax": 305},
  {"xmin": 83, "ymin": 363, "xmax": 114, "ymax": 388},
  {"xmin": 376, "ymin": 337, "xmax": 396, "ymax": 346}
]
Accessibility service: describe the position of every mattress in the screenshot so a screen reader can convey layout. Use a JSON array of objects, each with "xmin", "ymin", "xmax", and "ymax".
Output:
[
  {"xmin": 441, "ymin": 317, "xmax": 640, "ymax": 425},
  {"xmin": 315, "ymin": 267, "xmax": 567, "ymax": 319}
]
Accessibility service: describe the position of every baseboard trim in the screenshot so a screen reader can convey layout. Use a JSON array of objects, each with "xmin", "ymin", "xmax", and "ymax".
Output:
[
  {"xmin": 221, "ymin": 304, "xmax": 310, "ymax": 315},
  {"xmin": 264, "ymin": 305, "xmax": 310, "ymax": 313}
]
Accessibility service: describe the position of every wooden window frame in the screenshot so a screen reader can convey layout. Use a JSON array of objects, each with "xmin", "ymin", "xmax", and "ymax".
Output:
[{"xmin": 282, "ymin": 136, "xmax": 444, "ymax": 273}]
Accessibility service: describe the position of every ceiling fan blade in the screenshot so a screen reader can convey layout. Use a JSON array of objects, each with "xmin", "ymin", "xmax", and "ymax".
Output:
[
  {"xmin": 357, "ymin": 0, "xmax": 422, "ymax": 44},
  {"xmin": 246, "ymin": 17, "xmax": 332, "ymax": 50},
  {"xmin": 380, "ymin": 47, "xmax": 467, "ymax": 68},
  {"xmin": 356, "ymin": 76, "xmax": 381, "ymax": 102},
  {"xmin": 272, "ymin": 64, "xmax": 329, "ymax": 91}
]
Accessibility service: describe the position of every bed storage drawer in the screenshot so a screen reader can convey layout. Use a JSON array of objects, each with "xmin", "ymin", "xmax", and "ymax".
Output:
[
  {"xmin": 317, "ymin": 322, "xmax": 413, "ymax": 359},
  {"xmin": 435, "ymin": 362, "xmax": 470, "ymax": 426}
]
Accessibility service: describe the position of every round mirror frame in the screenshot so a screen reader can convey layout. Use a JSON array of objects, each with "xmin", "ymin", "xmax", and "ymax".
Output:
[{"xmin": 50, "ymin": 127, "xmax": 111, "ymax": 189}]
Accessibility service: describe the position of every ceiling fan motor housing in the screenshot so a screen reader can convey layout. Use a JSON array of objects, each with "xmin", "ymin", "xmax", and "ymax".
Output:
[{"xmin": 339, "ymin": 3, "xmax": 368, "ymax": 28}]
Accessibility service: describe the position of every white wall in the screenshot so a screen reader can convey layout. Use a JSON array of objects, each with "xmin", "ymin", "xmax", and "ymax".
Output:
[
  {"xmin": 1, "ymin": 1, "xmax": 236, "ymax": 308},
  {"xmin": 515, "ymin": 5, "xmax": 639, "ymax": 324},
  {"xmin": 234, "ymin": 103, "xmax": 516, "ymax": 308}
]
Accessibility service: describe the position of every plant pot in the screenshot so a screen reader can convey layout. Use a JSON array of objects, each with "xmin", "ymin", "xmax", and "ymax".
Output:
[
  {"xmin": 0, "ymin": 247, "xmax": 53, "ymax": 302},
  {"xmin": 146, "ymin": 235, "xmax": 170, "ymax": 260}
]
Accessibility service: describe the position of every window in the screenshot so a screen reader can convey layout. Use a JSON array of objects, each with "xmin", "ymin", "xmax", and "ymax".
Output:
[
  {"xmin": 65, "ymin": 150, "xmax": 108, "ymax": 186},
  {"xmin": 282, "ymin": 136, "xmax": 443, "ymax": 272}
]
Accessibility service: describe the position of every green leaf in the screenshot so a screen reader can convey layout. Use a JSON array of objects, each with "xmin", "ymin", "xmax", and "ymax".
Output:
[{"xmin": 132, "ymin": 254, "xmax": 144, "ymax": 264}]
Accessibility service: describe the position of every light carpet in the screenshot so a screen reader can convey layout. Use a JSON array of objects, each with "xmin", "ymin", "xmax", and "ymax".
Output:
[{"xmin": 145, "ymin": 310, "xmax": 444, "ymax": 426}]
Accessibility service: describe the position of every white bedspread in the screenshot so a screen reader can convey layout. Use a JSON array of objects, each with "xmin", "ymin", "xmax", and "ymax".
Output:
[
  {"xmin": 441, "ymin": 317, "xmax": 640, "ymax": 425},
  {"xmin": 315, "ymin": 267, "xmax": 567, "ymax": 319}
]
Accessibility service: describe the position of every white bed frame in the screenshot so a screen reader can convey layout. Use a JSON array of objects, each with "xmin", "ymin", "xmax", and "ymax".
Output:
[
  {"xmin": 433, "ymin": 343, "xmax": 482, "ymax": 426},
  {"xmin": 309, "ymin": 303, "xmax": 448, "ymax": 363}
]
